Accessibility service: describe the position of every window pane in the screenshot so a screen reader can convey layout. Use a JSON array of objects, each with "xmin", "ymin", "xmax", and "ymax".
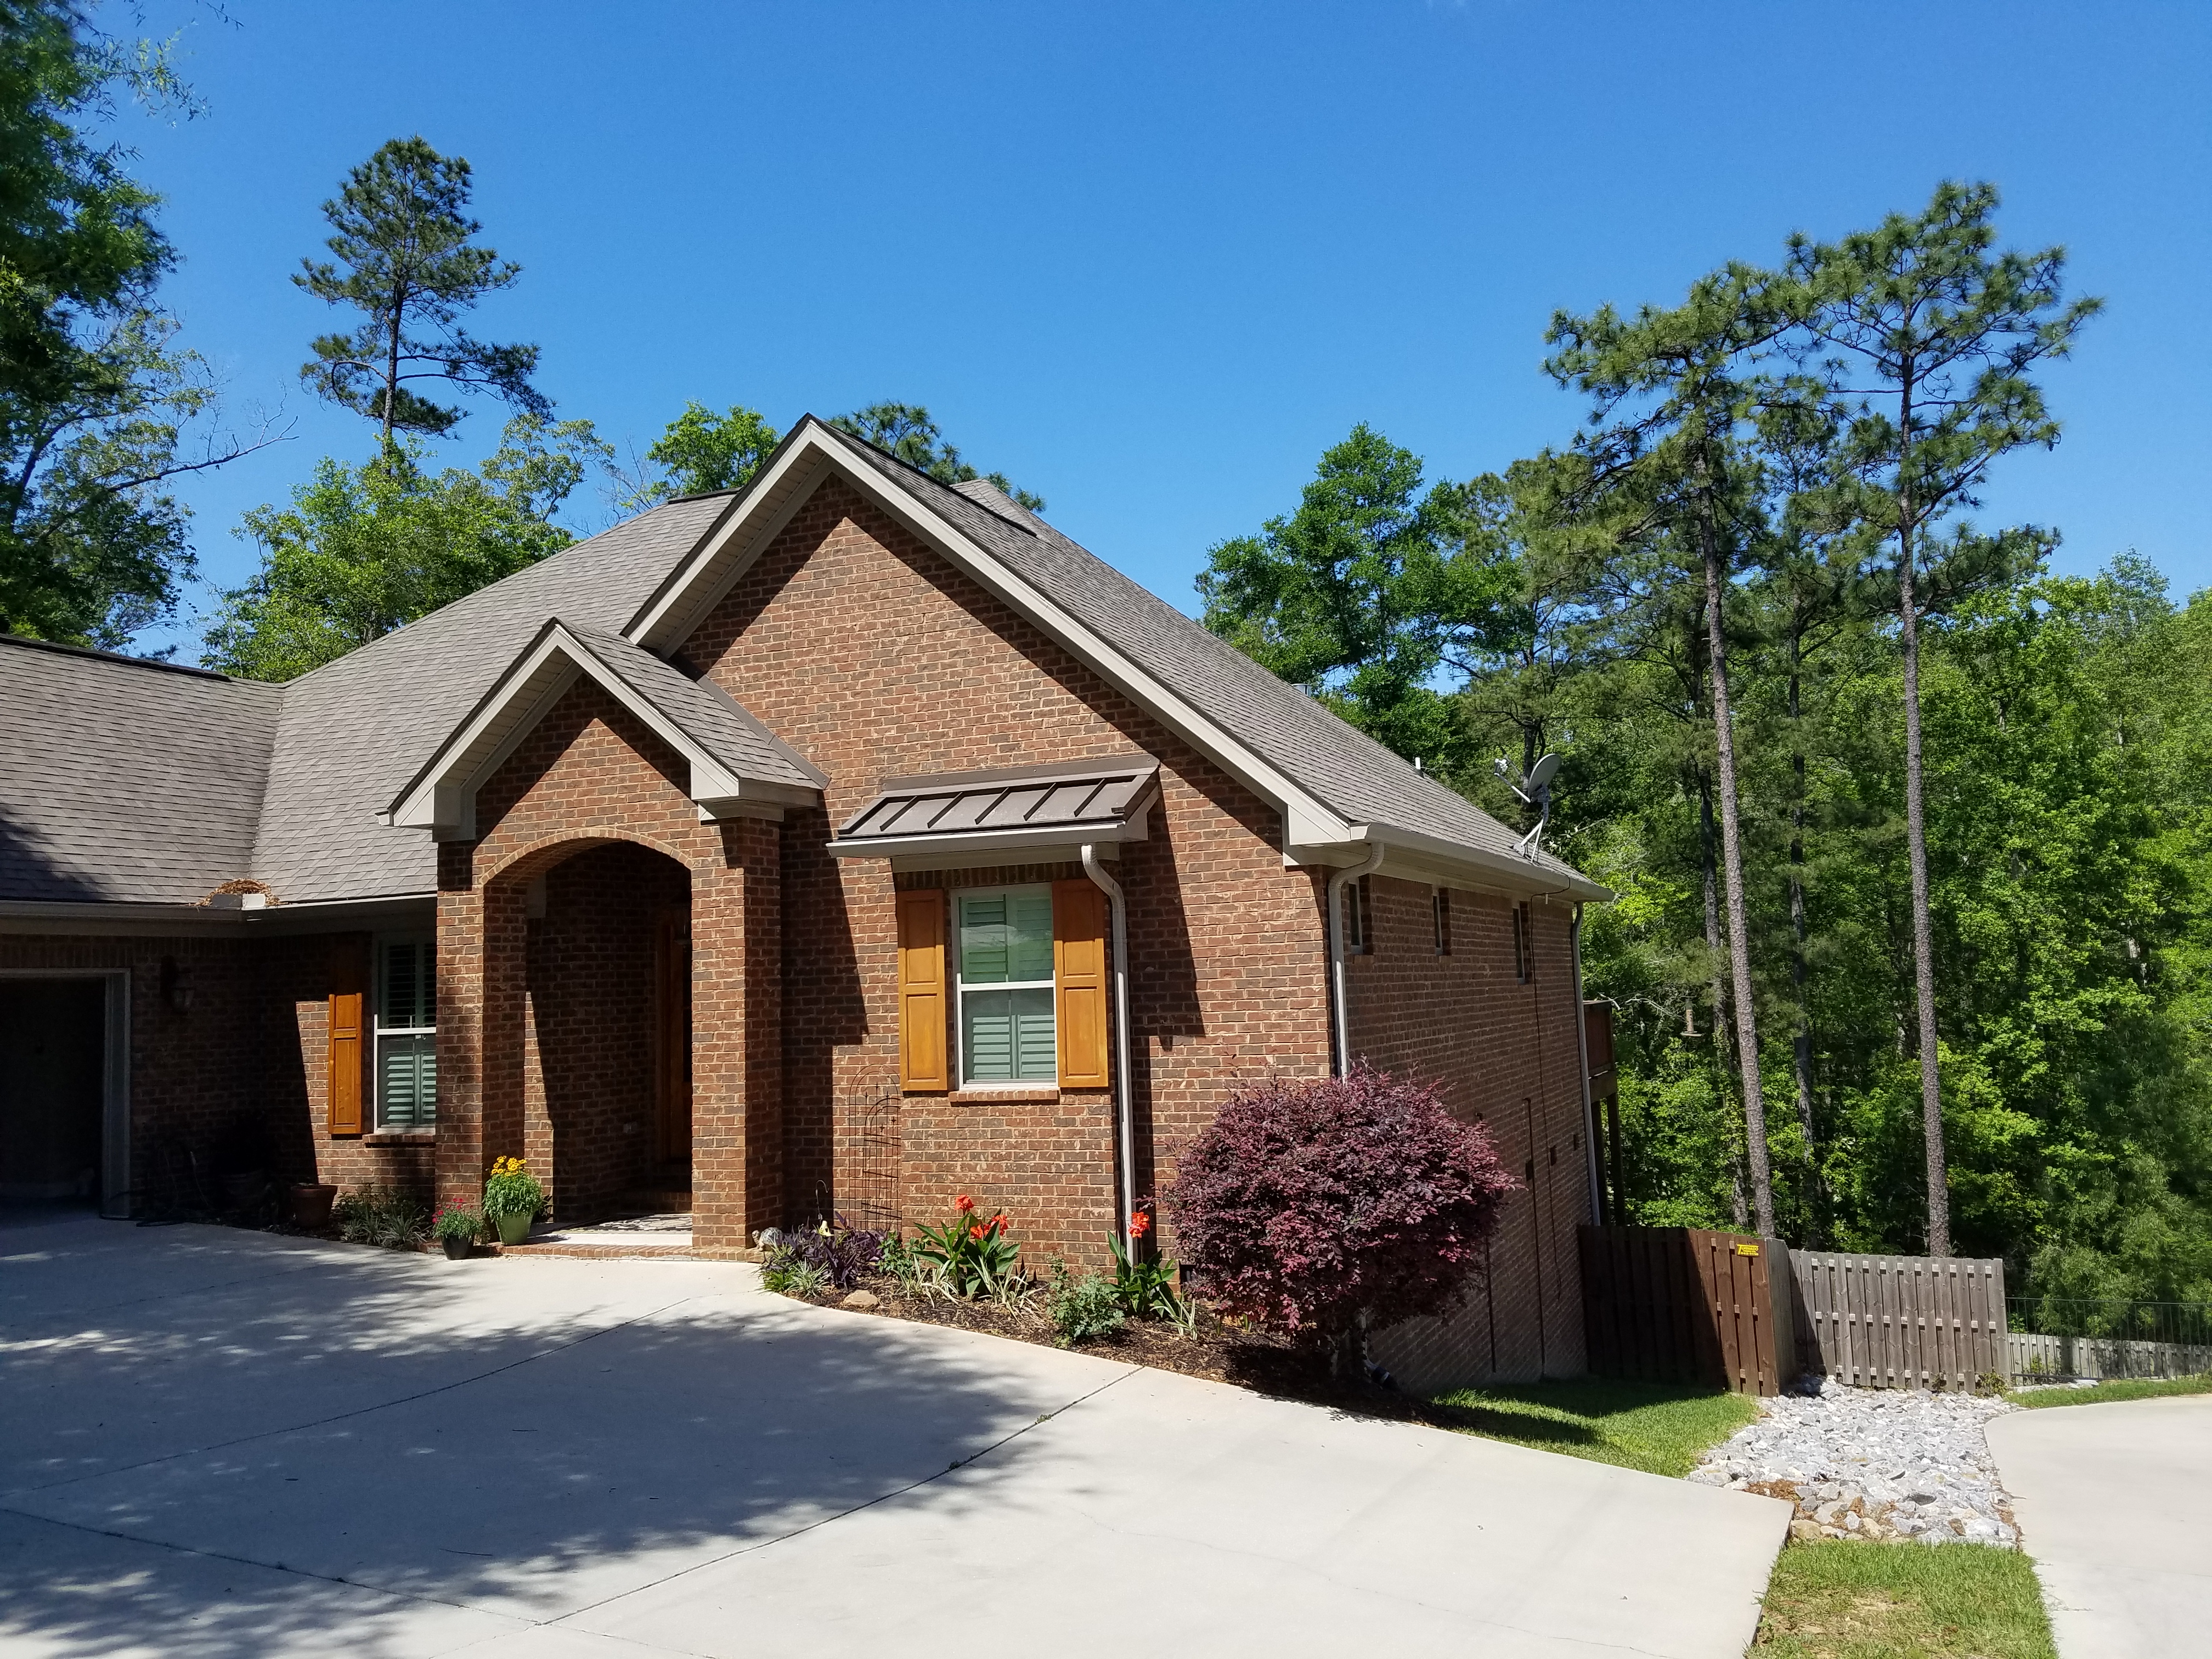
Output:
[
  {"xmin": 962, "ymin": 988, "xmax": 1054, "ymax": 1082},
  {"xmin": 383, "ymin": 943, "xmax": 417, "ymax": 1026},
  {"xmin": 958, "ymin": 889, "xmax": 1052, "ymax": 984},
  {"xmin": 377, "ymin": 1033, "xmax": 438, "ymax": 1127}
]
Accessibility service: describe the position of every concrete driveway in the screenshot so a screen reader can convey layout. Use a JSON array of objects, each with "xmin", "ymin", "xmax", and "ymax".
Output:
[
  {"xmin": 1, "ymin": 1213, "xmax": 1787, "ymax": 1658},
  {"xmin": 1988, "ymin": 1395, "xmax": 2212, "ymax": 1659}
]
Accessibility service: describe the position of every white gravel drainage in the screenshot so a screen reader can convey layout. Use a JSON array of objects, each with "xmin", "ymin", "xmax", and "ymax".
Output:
[{"xmin": 1686, "ymin": 1375, "xmax": 2020, "ymax": 1545}]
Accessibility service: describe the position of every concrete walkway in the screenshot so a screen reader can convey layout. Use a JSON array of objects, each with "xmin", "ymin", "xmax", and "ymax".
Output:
[
  {"xmin": 0, "ymin": 1213, "xmax": 1788, "ymax": 1658},
  {"xmin": 1988, "ymin": 1394, "xmax": 2212, "ymax": 1659}
]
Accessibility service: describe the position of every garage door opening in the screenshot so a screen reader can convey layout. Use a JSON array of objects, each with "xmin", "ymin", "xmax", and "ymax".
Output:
[{"xmin": 0, "ymin": 978, "xmax": 112, "ymax": 1209}]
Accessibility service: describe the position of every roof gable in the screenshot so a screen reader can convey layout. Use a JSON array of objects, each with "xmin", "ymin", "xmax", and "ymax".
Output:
[
  {"xmin": 626, "ymin": 417, "xmax": 1604, "ymax": 899},
  {"xmin": 385, "ymin": 619, "xmax": 822, "ymax": 838}
]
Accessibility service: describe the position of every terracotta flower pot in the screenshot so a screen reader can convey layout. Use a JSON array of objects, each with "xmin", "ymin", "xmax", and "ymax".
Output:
[
  {"xmin": 289, "ymin": 1183, "xmax": 337, "ymax": 1229},
  {"xmin": 442, "ymin": 1235, "xmax": 472, "ymax": 1261},
  {"xmin": 494, "ymin": 1210, "xmax": 533, "ymax": 1246}
]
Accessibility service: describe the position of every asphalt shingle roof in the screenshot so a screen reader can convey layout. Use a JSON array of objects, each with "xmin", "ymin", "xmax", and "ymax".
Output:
[
  {"xmin": 0, "ymin": 636, "xmax": 282, "ymax": 904},
  {"xmin": 252, "ymin": 496, "xmax": 731, "ymax": 902},
  {"xmin": 828, "ymin": 428, "xmax": 1579, "ymax": 883},
  {"xmin": 556, "ymin": 620, "xmax": 826, "ymax": 792},
  {"xmin": 6, "ymin": 421, "xmax": 1584, "ymax": 910}
]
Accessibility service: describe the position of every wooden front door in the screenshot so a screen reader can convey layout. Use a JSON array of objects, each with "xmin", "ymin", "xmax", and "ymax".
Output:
[{"xmin": 652, "ymin": 905, "xmax": 692, "ymax": 1165}]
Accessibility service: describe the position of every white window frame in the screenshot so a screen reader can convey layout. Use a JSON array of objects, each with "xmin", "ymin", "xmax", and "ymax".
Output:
[
  {"xmin": 374, "ymin": 935, "xmax": 438, "ymax": 1130},
  {"xmin": 953, "ymin": 884, "xmax": 1057, "ymax": 1087}
]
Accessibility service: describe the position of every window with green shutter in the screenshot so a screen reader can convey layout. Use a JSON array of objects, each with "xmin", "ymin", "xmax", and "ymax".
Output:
[
  {"xmin": 375, "ymin": 939, "xmax": 438, "ymax": 1128},
  {"xmin": 956, "ymin": 887, "xmax": 1056, "ymax": 1084}
]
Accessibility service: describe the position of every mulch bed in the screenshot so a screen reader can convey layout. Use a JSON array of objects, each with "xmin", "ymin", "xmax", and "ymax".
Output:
[{"xmin": 775, "ymin": 1271, "xmax": 1468, "ymax": 1427}]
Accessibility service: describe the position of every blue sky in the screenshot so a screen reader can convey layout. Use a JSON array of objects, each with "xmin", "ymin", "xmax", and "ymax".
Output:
[{"xmin": 120, "ymin": 1, "xmax": 2211, "ymax": 659}]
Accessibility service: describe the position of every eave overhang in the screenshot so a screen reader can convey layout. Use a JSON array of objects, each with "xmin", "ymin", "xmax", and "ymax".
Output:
[{"xmin": 381, "ymin": 619, "xmax": 822, "ymax": 840}]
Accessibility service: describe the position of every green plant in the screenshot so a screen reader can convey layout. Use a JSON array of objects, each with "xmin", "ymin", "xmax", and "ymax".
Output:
[
  {"xmin": 1047, "ymin": 1261, "xmax": 1125, "ymax": 1347},
  {"xmin": 331, "ymin": 1187, "xmax": 430, "ymax": 1250},
  {"xmin": 762, "ymin": 1251, "xmax": 830, "ymax": 1299},
  {"xmin": 877, "ymin": 1232, "xmax": 925, "ymax": 1295},
  {"xmin": 910, "ymin": 1196, "xmax": 1022, "ymax": 1299},
  {"xmin": 481, "ymin": 1156, "xmax": 544, "ymax": 1222},
  {"xmin": 430, "ymin": 1204, "xmax": 483, "ymax": 1244},
  {"xmin": 1110, "ymin": 1210, "xmax": 1186, "ymax": 1323}
]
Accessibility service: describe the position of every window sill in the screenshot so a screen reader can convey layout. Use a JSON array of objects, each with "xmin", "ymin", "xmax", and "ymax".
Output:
[
  {"xmin": 949, "ymin": 1086, "xmax": 1061, "ymax": 1105},
  {"xmin": 363, "ymin": 1128, "xmax": 437, "ymax": 1143}
]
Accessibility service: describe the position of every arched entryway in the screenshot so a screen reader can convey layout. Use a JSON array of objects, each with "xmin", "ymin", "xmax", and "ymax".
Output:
[{"xmin": 503, "ymin": 839, "xmax": 693, "ymax": 1222}]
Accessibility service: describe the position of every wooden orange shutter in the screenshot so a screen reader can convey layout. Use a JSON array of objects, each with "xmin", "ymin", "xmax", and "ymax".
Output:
[
  {"xmin": 896, "ymin": 888, "xmax": 949, "ymax": 1092},
  {"xmin": 328, "ymin": 945, "xmax": 366, "ymax": 1136},
  {"xmin": 1053, "ymin": 879, "xmax": 1111, "ymax": 1089}
]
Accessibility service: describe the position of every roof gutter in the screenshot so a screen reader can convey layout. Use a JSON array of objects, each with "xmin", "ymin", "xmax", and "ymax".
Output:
[
  {"xmin": 1325, "ymin": 842, "xmax": 1386, "ymax": 1077},
  {"xmin": 1572, "ymin": 903, "xmax": 1604, "ymax": 1225},
  {"xmin": 1081, "ymin": 844, "xmax": 1137, "ymax": 1257},
  {"xmin": 1315, "ymin": 822, "xmax": 1613, "ymax": 904}
]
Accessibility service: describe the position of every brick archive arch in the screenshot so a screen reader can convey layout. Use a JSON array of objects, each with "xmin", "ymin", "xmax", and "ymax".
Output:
[{"xmin": 429, "ymin": 674, "xmax": 783, "ymax": 1249}]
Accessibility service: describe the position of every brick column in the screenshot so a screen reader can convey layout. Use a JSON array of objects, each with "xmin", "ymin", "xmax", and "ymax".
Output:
[
  {"xmin": 433, "ymin": 845, "xmax": 485, "ymax": 1212},
  {"xmin": 691, "ymin": 816, "xmax": 782, "ymax": 1251},
  {"xmin": 435, "ymin": 844, "xmax": 533, "ymax": 1213}
]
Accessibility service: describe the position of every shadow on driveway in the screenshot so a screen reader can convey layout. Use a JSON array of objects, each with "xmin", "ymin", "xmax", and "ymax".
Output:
[{"xmin": 1, "ymin": 1214, "xmax": 1121, "ymax": 1657}]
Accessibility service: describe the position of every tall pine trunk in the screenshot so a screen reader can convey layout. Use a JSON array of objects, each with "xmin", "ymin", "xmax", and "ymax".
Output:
[
  {"xmin": 1788, "ymin": 625, "xmax": 1820, "ymax": 1245},
  {"xmin": 1898, "ymin": 516, "xmax": 1951, "ymax": 1255},
  {"xmin": 1697, "ymin": 497, "xmax": 1775, "ymax": 1238}
]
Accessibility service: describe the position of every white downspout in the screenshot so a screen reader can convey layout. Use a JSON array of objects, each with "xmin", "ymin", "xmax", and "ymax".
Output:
[
  {"xmin": 1081, "ymin": 844, "xmax": 1136, "ymax": 1257},
  {"xmin": 1571, "ymin": 902, "xmax": 1604, "ymax": 1224},
  {"xmin": 1325, "ymin": 842, "xmax": 1386, "ymax": 1077}
]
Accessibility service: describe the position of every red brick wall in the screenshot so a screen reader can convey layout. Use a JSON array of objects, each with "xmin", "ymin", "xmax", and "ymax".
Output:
[
  {"xmin": 681, "ymin": 475, "xmax": 1333, "ymax": 1271},
  {"xmin": 437, "ymin": 675, "xmax": 781, "ymax": 1245},
  {"xmin": 0, "ymin": 929, "xmax": 439, "ymax": 1209},
  {"xmin": 1346, "ymin": 877, "xmax": 1594, "ymax": 1386},
  {"xmin": 262, "ymin": 930, "xmax": 438, "ymax": 1201}
]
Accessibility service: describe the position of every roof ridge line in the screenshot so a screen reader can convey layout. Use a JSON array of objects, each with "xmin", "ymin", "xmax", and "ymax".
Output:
[{"xmin": 0, "ymin": 631, "xmax": 267, "ymax": 685}]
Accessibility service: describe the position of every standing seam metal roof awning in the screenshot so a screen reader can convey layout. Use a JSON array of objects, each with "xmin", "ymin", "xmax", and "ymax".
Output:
[{"xmin": 830, "ymin": 758, "xmax": 1161, "ymax": 859}]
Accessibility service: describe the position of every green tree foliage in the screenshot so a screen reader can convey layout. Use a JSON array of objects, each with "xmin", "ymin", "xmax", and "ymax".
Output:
[
  {"xmin": 297, "ymin": 137, "xmax": 547, "ymax": 445},
  {"xmin": 1542, "ymin": 264, "xmax": 1800, "ymax": 1236},
  {"xmin": 204, "ymin": 415, "xmax": 607, "ymax": 680},
  {"xmin": 829, "ymin": 402, "xmax": 1044, "ymax": 511},
  {"xmin": 0, "ymin": 0, "xmax": 266, "ymax": 646},
  {"xmin": 1199, "ymin": 187, "xmax": 2209, "ymax": 1299},
  {"xmin": 1197, "ymin": 423, "xmax": 1516, "ymax": 770},
  {"xmin": 641, "ymin": 401, "xmax": 780, "ymax": 499},
  {"xmin": 1786, "ymin": 181, "xmax": 2102, "ymax": 1254}
]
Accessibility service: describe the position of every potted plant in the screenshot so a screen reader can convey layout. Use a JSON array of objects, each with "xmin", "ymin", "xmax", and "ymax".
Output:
[
  {"xmin": 482, "ymin": 1156, "xmax": 545, "ymax": 1246},
  {"xmin": 289, "ymin": 1182, "xmax": 339, "ymax": 1229},
  {"xmin": 431, "ymin": 1204, "xmax": 483, "ymax": 1260}
]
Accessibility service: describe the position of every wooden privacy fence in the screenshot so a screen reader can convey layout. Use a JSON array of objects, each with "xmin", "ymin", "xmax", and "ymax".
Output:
[
  {"xmin": 1578, "ymin": 1226, "xmax": 1797, "ymax": 1397},
  {"xmin": 1788, "ymin": 1251, "xmax": 2006, "ymax": 1391}
]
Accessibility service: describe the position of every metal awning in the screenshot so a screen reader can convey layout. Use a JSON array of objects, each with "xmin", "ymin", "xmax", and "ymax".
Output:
[{"xmin": 829, "ymin": 757, "xmax": 1161, "ymax": 861}]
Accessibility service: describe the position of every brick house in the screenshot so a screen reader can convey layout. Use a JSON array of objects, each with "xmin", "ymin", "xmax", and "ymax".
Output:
[{"xmin": 0, "ymin": 417, "xmax": 1609, "ymax": 1385}]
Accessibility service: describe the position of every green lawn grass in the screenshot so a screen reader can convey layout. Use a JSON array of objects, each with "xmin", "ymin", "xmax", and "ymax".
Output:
[
  {"xmin": 1753, "ymin": 1541, "xmax": 2056, "ymax": 1658},
  {"xmin": 2005, "ymin": 1372, "xmax": 2211, "ymax": 1410},
  {"xmin": 1427, "ymin": 1376, "xmax": 1757, "ymax": 1476}
]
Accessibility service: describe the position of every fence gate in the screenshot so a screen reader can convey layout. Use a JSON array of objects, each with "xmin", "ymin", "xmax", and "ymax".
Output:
[
  {"xmin": 1789, "ymin": 1250, "xmax": 2006, "ymax": 1391},
  {"xmin": 1578, "ymin": 1226, "xmax": 1796, "ymax": 1397}
]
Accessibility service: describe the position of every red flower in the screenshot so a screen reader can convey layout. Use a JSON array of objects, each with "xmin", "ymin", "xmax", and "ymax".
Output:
[
  {"xmin": 956, "ymin": 1194, "xmax": 975, "ymax": 1214},
  {"xmin": 968, "ymin": 1223, "xmax": 986, "ymax": 1240},
  {"xmin": 1129, "ymin": 1211, "xmax": 1152, "ymax": 1239}
]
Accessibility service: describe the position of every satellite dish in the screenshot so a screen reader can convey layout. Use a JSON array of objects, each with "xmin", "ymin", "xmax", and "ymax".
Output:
[{"xmin": 1496, "ymin": 749, "xmax": 1561, "ymax": 861}]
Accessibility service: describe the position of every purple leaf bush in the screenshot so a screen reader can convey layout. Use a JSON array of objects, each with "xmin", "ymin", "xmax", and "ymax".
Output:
[{"xmin": 1167, "ymin": 1064, "xmax": 1518, "ymax": 1369}]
